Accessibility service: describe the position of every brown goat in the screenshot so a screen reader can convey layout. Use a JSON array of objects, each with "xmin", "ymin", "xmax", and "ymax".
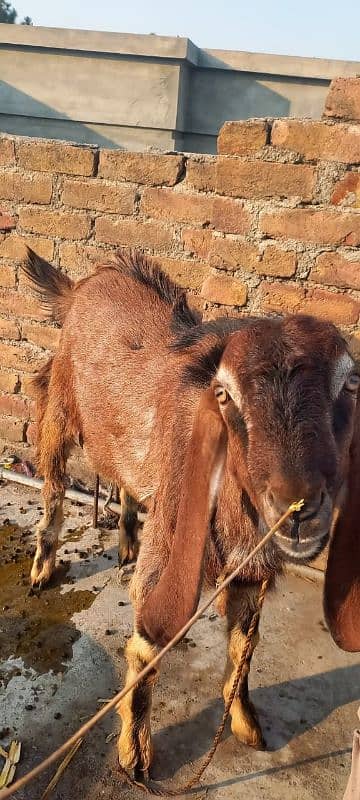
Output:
[{"xmin": 22, "ymin": 248, "xmax": 360, "ymax": 773}]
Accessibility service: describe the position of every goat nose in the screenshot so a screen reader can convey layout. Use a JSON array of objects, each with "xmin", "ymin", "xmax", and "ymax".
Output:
[
  {"xmin": 297, "ymin": 490, "xmax": 324, "ymax": 521},
  {"xmin": 267, "ymin": 486, "xmax": 324, "ymax": 519}
]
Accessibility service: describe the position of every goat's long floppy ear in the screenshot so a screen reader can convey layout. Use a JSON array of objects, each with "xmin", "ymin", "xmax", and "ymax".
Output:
[
  {"xmin": 140, "ymin": 388, "xmax": 227, "ymax": 648},
  {"xmin": 324, "ymin": 404, "xmax": 360, "ymax": 652}
]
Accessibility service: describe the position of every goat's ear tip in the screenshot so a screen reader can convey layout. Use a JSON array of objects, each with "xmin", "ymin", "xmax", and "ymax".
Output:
[{"xmin": 25, "ymin": 245, "xmax": 37, "ymax": 262}]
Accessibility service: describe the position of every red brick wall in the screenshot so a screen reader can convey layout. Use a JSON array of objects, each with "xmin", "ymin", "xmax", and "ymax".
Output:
[{"xmin": 1, "ymin": 77, "xmax": 360, "ymax": 474}]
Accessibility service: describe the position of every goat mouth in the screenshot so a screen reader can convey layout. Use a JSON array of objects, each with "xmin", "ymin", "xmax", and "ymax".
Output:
[
  {"xmin": 261, "ymin": 490, "xmax": 332, "ymax": 562},
  {"xmin": 273, "ymin": 528, "xmax": 329, "ymax": 562}
]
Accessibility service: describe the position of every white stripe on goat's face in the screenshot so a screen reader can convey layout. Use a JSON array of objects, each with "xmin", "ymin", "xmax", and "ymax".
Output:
[
  {"xmin": 331, "ymin": 352, "xmax": 355, "ymax": 399},
  {"xmin": 215, "ymin": 364, "xmax": 244, "ymax": 414}
]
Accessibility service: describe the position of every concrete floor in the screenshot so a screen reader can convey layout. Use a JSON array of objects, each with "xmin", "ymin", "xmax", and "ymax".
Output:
[{"xmin": 0, "ymin": 480, "xmax": 359, "ymax": 800}]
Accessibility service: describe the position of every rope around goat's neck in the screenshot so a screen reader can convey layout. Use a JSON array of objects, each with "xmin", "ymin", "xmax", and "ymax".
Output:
[
  {"xmin": 118, "ymin": 577, "xmax": 269, "ymax": 797},
  {"xmin": 0, "ymin": 500, "xmax": 303, "ymax": 800}
]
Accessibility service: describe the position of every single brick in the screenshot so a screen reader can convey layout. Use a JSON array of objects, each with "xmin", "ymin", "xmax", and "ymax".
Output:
[
  {"xmin": 209, "ymin": 237, "xmax": 258, "ymax": 271},
  {"xmin": 21, "ymin": 373, "xmax": 36, "ymax": 398},
  {"xmin": 95, "ymin": 217, "xmax": 173, "ymax": 251},
  {"xmin": 217, "ymin": 120, "xmax": 268, "ymax": 155},
  {"xmin": 59, "ymin": 242, "xmax": 110, "ymax": 275},
  {"xmin": 0, "ymin": 316, "xmax": 20, "ymax": 339},
  {"xmin": 0, "ymin": 212, "xmax": 16, "ymax": 231},
  {"xmin": 0, "ymin": 137, "xmax": 15, "ymax": 166},
  {"xmin": 99, "ymin": 151, "xmax": 184, "ymax": 185},
  {"xmin": 16, "ymin": 140, "xmax": 96, "ymax": 176},
  {"xmin": 0, "ymin": 371, "xmax": 19, "ymax": 393},
  {"xmin": 260, "ymin": 281, "xmax": 360, "ymax": 324},
  {"xmin": 156, "ymin": 257, "xmax": 209, "ymax": 291},
  {"xmin": 260, "ymin": 281, "xmax": 306, "ymax": 314},
  {"xmin": 0, "ymin": 170, "xmax": 53, "ymax": 204},
  {"xmin": 212, "ymin": 197, "xmax": 252, "ymax": 235},
  {"xmin": 186, "ymin": 159, "xmax": 217, "ymax": 192},
  {"xmin": 201, "ymin": 272, "xmax": 247, "ymax": 306},
  {"xmin": 260, "ymin": 208, "xmax": 360, "ymax": 245},
  {"xmin": 331, "ymin": 172, "xmax": 360, "ymax": 206},
  {"xmin": 19, "ymin": 207, "xmax": 91, "ymax": 240},
  {"xmin": 22, "ymin": 322, "xmax": 60, "ymax": 350},
  {"xmin": 310, "ymin": 252, "xmax": 360, "ymax": 290},
  {"xmin": 272, "ymin": 119, "xmax": 360, "ymax": 164},
  {"xmin": 0, "ymin": 393, "xmax": 29, "ymax": 419},
  {"xmin": 62, "ymin": 178, "xmax": 135, "ymax": 214},
  {"xmin": 0, "ymin": 341, "xmax": 47, "ymax": 372},
  {"xmin": 141, "ymin": 188, "xmax": 213, "ymax": 225},
  {"xmin": 0, "ymin": 289, "xmax": 47, "ymax": 321},
  {"xmin": 0, "ymin": 416, "xmax": 25, "ymax": 443},
  {"xmin": 324, "ymin": 78, "xmax": 360, "ymax": 122},
  {"xmin": 0, "ymin": 263, "xmax": 16, "ymax": 288},
  {"xmin": 256, "ymin": 245, "xmax": 297, "ymax": 277},
  {"xmin": 216, "ymin": 159, "xmax": 315, "ymax": 200},
  {"xmin": 0, "ymin": 234, "xmax": 54, "ymax": 262},
  {"xmin": 181, "ymin": 228, "xmax": 214, "ymax": 259},
  {"xmin": 298, "ymin": 288, "xmax": 360, "ymax": 325}
]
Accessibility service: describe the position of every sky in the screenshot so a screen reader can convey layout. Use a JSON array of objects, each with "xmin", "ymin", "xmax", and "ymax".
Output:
[{"xmin": 12, "ymin": 0, "xmax": 360, "ymax": 62}]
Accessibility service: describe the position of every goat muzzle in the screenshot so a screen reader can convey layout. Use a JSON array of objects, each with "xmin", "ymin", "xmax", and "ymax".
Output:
[{"xmin": 262, "ymin": 488, "xmax": 332, "ymax": 562}]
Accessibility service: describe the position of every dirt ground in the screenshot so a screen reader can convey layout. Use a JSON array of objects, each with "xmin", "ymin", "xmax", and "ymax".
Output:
[{"xmin": 0, "ymin": 480, "xmax": 359, "ymax": 800}]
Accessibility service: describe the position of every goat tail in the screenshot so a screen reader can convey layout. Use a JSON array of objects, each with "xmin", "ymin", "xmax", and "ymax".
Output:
[{"xmin": 22, "ymin": 248, "xmax": 74, "ymax": 325}]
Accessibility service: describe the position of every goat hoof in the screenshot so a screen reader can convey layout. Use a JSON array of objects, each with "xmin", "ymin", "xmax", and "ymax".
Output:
[
  {"xmin": 231, "ymin": 718, "xmax": 266, "ymax": 750},
  {"xmin": 118, "ymin": 724, "xmax": 153, "ymax": 772},
  {"xmin": 30, "ymin": 556, "xmax": 55, "ymax": 587},
  {"xmin": 228, "ymin": 698, "xmax": 265, "ymax": 750},
  {"xmin": 118, "ymin": 541, "xmax": 139, "ymax": 566}
]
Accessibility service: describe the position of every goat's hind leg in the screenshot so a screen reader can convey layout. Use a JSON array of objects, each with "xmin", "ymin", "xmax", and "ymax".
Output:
[
  {"xmin": 31, "ymin": 404, "xmax": 72, "ymax": 587},
  {"xmin": 118, "ymin": 487, "xmax": 140, "ymax": 565},
  {"xmin": 219, "ymin": 583, "xmax": 265, "ymax": 750},
  {"xmin": 117, "ymin": 630, "xmax": 159, "ymax": 773}
]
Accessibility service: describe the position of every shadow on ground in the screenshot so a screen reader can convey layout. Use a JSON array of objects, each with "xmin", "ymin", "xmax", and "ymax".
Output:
[{"xmin": 152, "ymin": 663, "xmax": 360, "ymax": 781}]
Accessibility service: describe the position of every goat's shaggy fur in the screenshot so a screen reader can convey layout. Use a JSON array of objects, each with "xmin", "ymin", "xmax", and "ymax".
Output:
[{"xmin": 23, "ymin": 248, "xmax": 360, "ymax": 773}]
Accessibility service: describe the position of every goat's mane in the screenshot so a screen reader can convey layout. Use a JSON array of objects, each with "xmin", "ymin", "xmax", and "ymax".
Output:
[
  {"xmin": 172, "ymin": 316, "xmax": 259, "ymax": 350},
  {"xmin": 105, "ymin": 250, "xmax": 200, "ymax": 330}
]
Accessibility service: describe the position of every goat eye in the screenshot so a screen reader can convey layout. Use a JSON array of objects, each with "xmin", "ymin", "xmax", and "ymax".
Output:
[
  {"xmin": 344, "ymin": 374, "xmax": 360, "ymax": 393},
  {"xmin": 214, "ymin": 386, "xmax": 229, "ymax": 405}
]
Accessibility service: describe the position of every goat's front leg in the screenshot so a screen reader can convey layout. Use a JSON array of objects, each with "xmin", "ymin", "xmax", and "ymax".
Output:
[
  {"xmin": 117, "ymin": 630, "xmax": 159, "ymax": 772},
  {"xmin": 219, "ymin": 582, "xmax": 265, "ymax": 750},
  {"xmin": 118, "ymin": 487, "xmax": 140, "ymax": 565}
]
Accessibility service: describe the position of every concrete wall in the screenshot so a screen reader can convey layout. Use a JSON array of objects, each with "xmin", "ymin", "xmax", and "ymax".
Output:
[{"xmin": 1, "ymin": 24, "xmax": 360, "ymax": 154}]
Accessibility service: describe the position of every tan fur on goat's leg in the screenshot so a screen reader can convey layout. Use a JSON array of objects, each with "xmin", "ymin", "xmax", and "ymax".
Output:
[
  {"xmin": 31, "ymin": 391, "xmax": 73, "ymax": 587},
  {"xmin": 31, "ymin": 482, "xmax": 64, "ymax": 586},
  {"xmin": 117, "ymin": 631, "xmax": 159, "ymax": 770},
  {"xmin": 220, "ymin": 584, "xmax": 265, "ymax": 749},
  {"xmin": 118, "ymin": 487, "xmax": 140, "ymax": 564}
]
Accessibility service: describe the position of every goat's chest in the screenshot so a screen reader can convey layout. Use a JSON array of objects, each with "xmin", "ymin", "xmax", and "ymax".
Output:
[{"xmin": 206, "ymin": 512, "xmax": 281, "ymax": 587}]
